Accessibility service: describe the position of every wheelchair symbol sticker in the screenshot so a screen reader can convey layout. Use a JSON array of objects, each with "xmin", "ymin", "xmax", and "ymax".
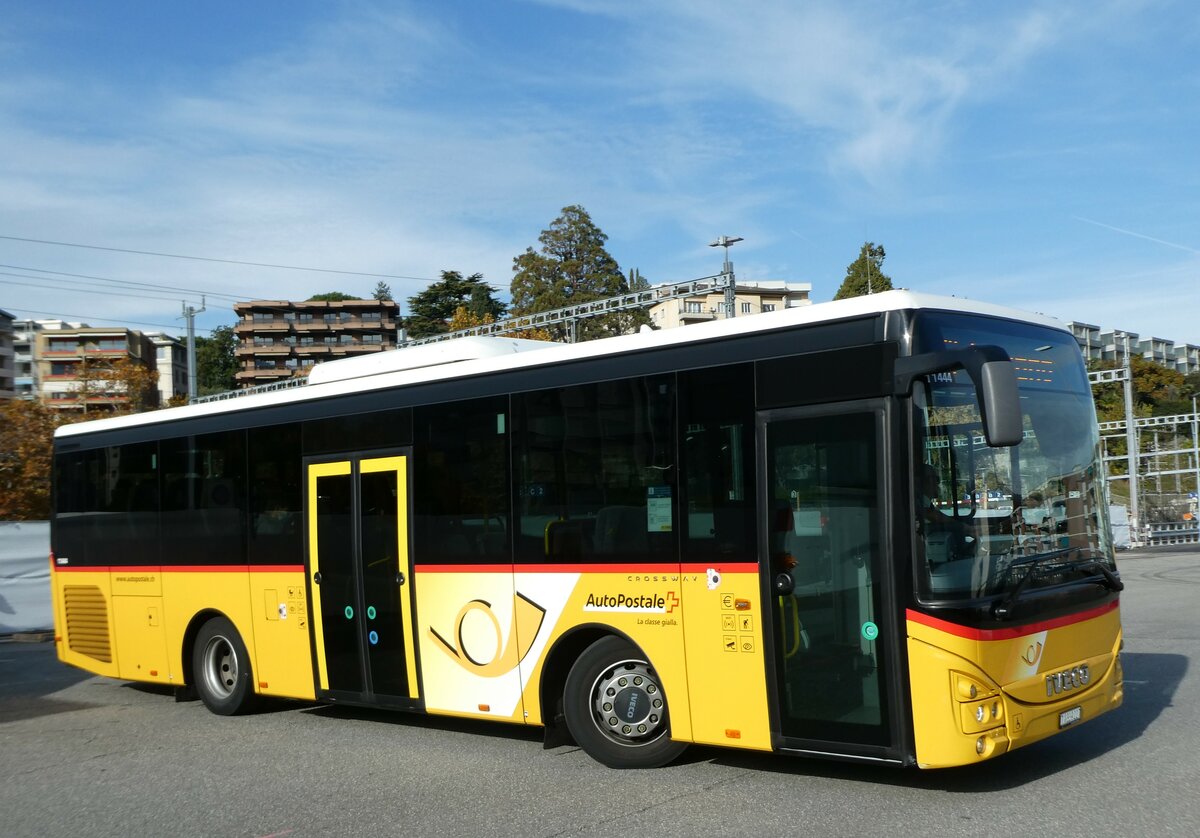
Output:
[{"xmin": 861, "ymin": 622, "xmax": 879, "ymax": 641}]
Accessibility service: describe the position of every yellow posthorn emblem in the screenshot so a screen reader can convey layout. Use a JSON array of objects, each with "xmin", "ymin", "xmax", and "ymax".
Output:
[{"xmin": 429, "ymin": 593, "xmax": 546, "ymax": 677}]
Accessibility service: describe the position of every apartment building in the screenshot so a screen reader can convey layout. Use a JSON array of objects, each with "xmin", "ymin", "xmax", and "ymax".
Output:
[
  {"xmin": 1069, "ymin": 322, "xmax": 1200, "ymax": 375},
  {"xmin": 0, "ymin": 308, "xmax": 14, "ymax": 400},
  {"xmin": 145, "ymin": 332, "xmax": 189, "ymax": 404},
  {"xmin": 38, "ymin": 326, "xmax": 158, "ymax": 412},
  {"xmin": 648, "ymin": 281, "xmax": 812, "ymax": 330},
  {"xmin": 232, "ymin": 299, "xmax": 400, "ymax": 388}
]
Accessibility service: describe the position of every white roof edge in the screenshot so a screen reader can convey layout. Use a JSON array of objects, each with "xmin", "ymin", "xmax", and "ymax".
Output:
[
  {"xmin": 306, "ymin": 335, "xmax": 552, "ymax": 385},
  {"xmin": 55, "ymin": 291, "xmax": 1067, "ymax": 439}
]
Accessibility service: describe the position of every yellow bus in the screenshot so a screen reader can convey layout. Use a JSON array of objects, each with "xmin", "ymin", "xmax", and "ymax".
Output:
[{"xmin": 50, "ymin": 291, "xmax": 1123, "ymax": 769}]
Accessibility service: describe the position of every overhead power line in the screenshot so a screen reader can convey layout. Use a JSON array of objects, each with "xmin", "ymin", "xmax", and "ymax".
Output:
[
  {"xmin": 3, "ymin": 305, "xmax": 219, "ymax": 334},
  {"xmin": 0, "ymin": 233, "xmax": 438, "ymax": 281},
  {"xmin": 0, "ymin": 262, "xmax": 248, "ymax": 303},
  {"xmin": 0, "ymin": 273, "xmax": 203, "ymax": 305}
]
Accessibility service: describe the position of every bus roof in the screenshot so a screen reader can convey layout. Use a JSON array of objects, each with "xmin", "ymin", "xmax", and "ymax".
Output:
[{"xmin": 55, "ymin": 290, "xmax": 1067, "ymax": 439}]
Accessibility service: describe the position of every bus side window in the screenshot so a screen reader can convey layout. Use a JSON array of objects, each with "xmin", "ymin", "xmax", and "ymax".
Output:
[
  {"xmin": 413, "ymin": 395, "xmax": 510, "ymax": 565},
  {"xmin": 514, "ymin": 375, "xmax": 677, "ymax": 564},
  {"xmin": 679, "ymin": 364, "xmax": 756, "ymax": 563}
]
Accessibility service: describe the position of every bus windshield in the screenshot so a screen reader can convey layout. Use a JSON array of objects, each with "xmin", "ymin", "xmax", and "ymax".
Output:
[{"xmin": 911, "ymin": 312, "xmax": 1116, "ymax": 606}]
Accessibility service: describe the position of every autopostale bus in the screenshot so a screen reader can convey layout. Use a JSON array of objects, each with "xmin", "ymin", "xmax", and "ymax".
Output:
[{"xmin": 49, "ymin": 291, "xmax": 1124, "ymax": 769}]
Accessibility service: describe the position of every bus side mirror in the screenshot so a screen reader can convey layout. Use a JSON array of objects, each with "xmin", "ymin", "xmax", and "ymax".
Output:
[
  {"xmin": 895, "ymin": 346, "xmax": 1023, "ymax": 448},
  {"xmin": 978, "ymin": 360, "xmax": 1023, "ymax": 447}
]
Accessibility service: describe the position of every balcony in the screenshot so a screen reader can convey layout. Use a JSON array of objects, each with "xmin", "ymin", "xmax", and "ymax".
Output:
[
  {"xmin": 238, "ymin": 318, "xmax": 291, "ymax": 332},
  {"xmin": 243, "ymin": 344, "xmax": 294, "ymax": 355},
  {"xmin": 678, "ymin": 306, "xmax": 717, "ymax": 323},
  {"xmin": 237, "ymin": 367, "xmax": 294, "ymax": 381}
]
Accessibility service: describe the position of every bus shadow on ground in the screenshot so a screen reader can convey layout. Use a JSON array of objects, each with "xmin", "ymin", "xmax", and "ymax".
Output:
[
  {"xmin": 0, "ymin": 641, "xmax": 94, "ymax": 725},
  {"xmin": 300, "ymin": 702, "xmax": 547, "ymax": 744},
  {"xmin": 705, "ymin": 651, "xmax": 1185, "ymax": 790}
]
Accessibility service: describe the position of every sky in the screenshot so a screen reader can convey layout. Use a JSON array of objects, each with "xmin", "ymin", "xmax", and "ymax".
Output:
[{"xmin": 1, "ymin": 0, "xmax": 1197, "ymax": 343}]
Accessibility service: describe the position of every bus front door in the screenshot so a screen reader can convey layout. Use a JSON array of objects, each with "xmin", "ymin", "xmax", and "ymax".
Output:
[
  {"xmin": 760, "ymin": 402, "xmax": 901, "ymax": 761},
  {"xmin": 306, "ymin": 454, "xmax": 420, "ymax": 706}
]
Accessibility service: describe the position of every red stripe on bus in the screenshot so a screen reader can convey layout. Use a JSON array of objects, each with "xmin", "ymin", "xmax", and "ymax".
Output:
[
  {"xmin": 414, "ymin": 563, "xmax": 703, "ymax": 574},
  {"xmin": 905, "ymin": 599, "xmax": 1119, "ymax": 641},
  {"xmin": 54, "ymin": 565, "xmax": 305, "ymax": 574},
  {"xmin": 680, "ymin": 563, "xmax": 758, "ymax": 574}
]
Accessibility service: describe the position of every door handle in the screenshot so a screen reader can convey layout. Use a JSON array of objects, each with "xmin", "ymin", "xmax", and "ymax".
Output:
[
  {"xmin": 313, "ymin": 571, "xmax": 322, "ymax": 585},
  {"xmin": 395, "ymin": 572, "xmax": 406, "ymax": 586}
]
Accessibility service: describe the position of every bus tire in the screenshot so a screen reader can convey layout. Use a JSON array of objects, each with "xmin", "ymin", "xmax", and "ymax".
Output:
[
  {"xmin": 563, "ymin": 636, "xmax": 687, "ymax": 768},
  {"xmin": 192, "ymin": 616, "xmax": 259, "ymax": 716}
]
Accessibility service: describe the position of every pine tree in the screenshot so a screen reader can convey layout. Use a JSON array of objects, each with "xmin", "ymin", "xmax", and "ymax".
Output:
[
  {"xmin": 510, "ymin": 205, "xmax": 629, "ymax": 341},
  {"xmin": 834, "ymin": 242, "xmax": 894, "ymax": 300},
  {"xmin": 406, "ymin": 272, "xmax": 506, "ymax": 338}
]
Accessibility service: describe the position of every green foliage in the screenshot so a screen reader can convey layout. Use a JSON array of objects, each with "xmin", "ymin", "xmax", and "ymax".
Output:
[
  {"xmin": 406, "ymin": 271, "xmax": 506, "ymax": 338},
  {"xmin": 510, "ymin": 205, "xmax": 630, "ymax": 341},
  {"xmin": 834, "ymin": 242, "xmax": 894, "ymax": 300},
  {"xmin": 307, "ymin": 291, "xmax": 358, "ymax": 301},
  {"xmin": 1088, "ymin": 357, "xmax": 1190, "ymax": 421},
  {"xmin": 372, "ymin": 281, "xmax": 393, "ymax": 301},
  {"xmin": 1185, "ymin": 371, "xmax": 1200, "ymax": 399},
  {"xmin": 0, "ymin": 400, "xmax": 66, "ymax": 519},
  {"xmin": 195, "ymin": 325, "xmax": 238, "ymax": 396}
]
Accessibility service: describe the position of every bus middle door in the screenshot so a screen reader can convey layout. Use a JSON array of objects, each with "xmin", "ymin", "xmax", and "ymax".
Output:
[{"xmin": 305, "ymin": 452, "xmax": 420, "ymax": 706}]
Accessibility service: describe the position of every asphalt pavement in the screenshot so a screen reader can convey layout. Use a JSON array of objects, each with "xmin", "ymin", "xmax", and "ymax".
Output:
[{"xmin": 1, "ymin": 546, "xmax": 1197, "ymax": 837}]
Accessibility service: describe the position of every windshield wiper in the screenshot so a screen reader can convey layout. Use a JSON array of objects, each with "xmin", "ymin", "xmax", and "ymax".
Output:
[
  {"xmin": 992, "ymin": 549, "xmax": 1121, "ymax": 620},
  {"xmin": 993, "ymin": 554, "xmax": 1069, "ymax": 619},
  {"xmin": 1074, "ymin": 559, "xmax": 1124, "ymax": 593}
]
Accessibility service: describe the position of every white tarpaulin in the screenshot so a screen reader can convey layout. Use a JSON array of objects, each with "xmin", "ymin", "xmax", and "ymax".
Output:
[{"xmin": 0, "ymin": 521, "xmax": 52, "ymax": 633}]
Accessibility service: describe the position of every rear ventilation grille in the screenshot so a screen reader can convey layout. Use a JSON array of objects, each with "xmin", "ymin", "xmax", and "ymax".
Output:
[{"xmin": 63, "ymin": 585, "xmax": 112, "ymax": 663}]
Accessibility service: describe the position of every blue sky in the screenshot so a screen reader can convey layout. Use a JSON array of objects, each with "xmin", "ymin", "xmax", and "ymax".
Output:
[{"xmin": 1, "ymin": 0, "xmax": 1197, "ymax": 342}]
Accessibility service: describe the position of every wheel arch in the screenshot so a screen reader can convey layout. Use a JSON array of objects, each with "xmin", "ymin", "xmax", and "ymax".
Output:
[
  {"xmin": 537, "ymin": 623, "xmax": 644, "ymax": 747},
  {"xmin": 180, "ymin": 608, "xmax": 234, "ymax": 689}
]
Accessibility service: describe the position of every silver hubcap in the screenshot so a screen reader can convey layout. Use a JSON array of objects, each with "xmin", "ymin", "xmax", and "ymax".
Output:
[
  {"xmin": 590, "ymin": 658, "xmax": 668, "ymax": 747},
  {"xmin": 201, "ymin": 635, "xmax": 238, "ymax": 700}
]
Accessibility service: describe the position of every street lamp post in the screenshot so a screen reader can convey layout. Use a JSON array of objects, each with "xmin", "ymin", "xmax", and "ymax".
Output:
[
  {"xmin": 709, "ymin": 236, "xmax": 743, "ymax": 318},
  {"xmin": 1116, "ymin": 331, "xmax": 1140, "ymax": 543}
]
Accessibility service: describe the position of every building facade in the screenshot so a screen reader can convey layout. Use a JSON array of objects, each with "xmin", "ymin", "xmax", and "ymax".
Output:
[
  {"xmin": 38, "ymin": 326, "xmax": 158, "ymax": 412},
  {"xmin": 1068, "ymin": 322, "xmax": 1200, "ymax": 375},
  {"xmin": 145, "ymin": 332, "xmax": 189, "ymax": 405},
  {"xmin": 0, "ymin": 308, "xmax": 14, "ymax": 400},
  {"xmin": 232, "ymin": 299, "xmax": 401, "ymax": 388},
  {"xmin": 647, "ymin": 281, "xmax": 812, "ymax": 330}
]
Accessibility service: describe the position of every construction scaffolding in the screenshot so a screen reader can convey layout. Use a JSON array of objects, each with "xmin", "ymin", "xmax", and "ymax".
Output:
[
  {"xmin": 1091, "ymin": 363, "xmax": 1200, "ymax": 545},
  {"xmin": 399, "ymin": 272, "xmax": 733, "ymax": 347}
]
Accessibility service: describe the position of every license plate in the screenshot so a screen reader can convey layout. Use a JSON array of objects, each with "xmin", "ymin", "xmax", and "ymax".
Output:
[{"xmin": 1059, "ymin": 706, "xmax": 1082, "ymax": 728}]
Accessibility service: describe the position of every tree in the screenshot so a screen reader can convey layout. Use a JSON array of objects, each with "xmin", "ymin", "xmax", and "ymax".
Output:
[
  {"xmin": 615, "ymin": 267, "xmax": 652, "ymax": 334},
  {"xmin": 1089, "ymin": 357, "xmax": 1189, "ymax": 420},
  {"xmin": 834, "ymin": 242, "xmax": 894, "ymax": 300},
  {"xmin": 307, "ymin": 291, "xmax": 358, "ymax": 301},
  {"xmin": 406, "ymin": 271, "xmax": 507, "ymax": 339},
  {"xmin": 510, "ymin": 205, "xmax": 630, "ymax": 341},
  {"xmin": 64, "ymin": 356, "xmax": 160, "ymax": 414},
  {"xmin": 0, "ymin": 400, "xmax": 63, "ymax": 519},
  {"xmin": 446, "ymin": 305, "xmax": 552, "ymax": 342},
  {"xmin": 97, "ymin": 358, "xmax": 160, "ymax": 413},
  {"xmin": 195, "ymin": 325, "xmax": 238, "ymax": 396},
  {"xmin": 372, "ymin": 281, "xmax": 393, "ymax": 301}
]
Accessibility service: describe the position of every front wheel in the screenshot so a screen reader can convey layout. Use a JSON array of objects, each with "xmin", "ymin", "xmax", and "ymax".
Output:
[
  {"xmin": 563, "ymin": 636, "xmax": 687, "ymax": 768},
  {"xmin": 192, "ymin": 616, "xmax": 259, "ymax": 716}
]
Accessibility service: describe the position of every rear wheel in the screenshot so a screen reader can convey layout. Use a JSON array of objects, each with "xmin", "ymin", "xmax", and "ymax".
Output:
[
  {"xmin": 192, "ymin": 616, "xmax": 259, "ymax": 716},
  {"xmin": 563, "ymin": 636, "xmax": 687, "ymax": 768}
]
